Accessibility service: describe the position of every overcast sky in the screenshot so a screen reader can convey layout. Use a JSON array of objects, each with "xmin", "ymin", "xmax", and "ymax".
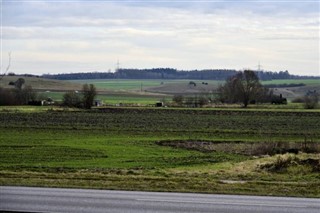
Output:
[{"xmin": 1, "ymin": 0, "xmax": 319, "ymax": 76}]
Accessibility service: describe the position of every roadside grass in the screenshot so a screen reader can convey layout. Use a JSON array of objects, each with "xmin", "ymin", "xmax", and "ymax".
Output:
[
  {"xmin": 1, "ymin": 169, "xmax": 319, "ymax": 197},
  {"xmin": 0, "ymin": 108, "xmax": 319, "ymax": 197}
]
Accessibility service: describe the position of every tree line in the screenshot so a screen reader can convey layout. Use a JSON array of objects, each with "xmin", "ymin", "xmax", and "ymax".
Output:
[
  {"xmin": 62, "ymin": 84, "xmax": 97, "ymax": 109},
  {"xmin": 0, "ymin": 78, "xmax": 97, "ymax": 109},
  {"xmin": 172, "ymin": 70, "xmax": 319, "ymax": 109},
  {"xmin": 42, "ymin": 68, "xmax": 319, "ymax": 81},
  {"xmin": 0, "ymin": 78, "xmax": 37, "ymax": 105}
]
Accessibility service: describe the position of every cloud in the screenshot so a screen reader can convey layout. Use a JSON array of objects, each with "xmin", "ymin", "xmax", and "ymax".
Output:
[{"xmin": 1, "ymin": 0, "xmax": 319, "ymax": 75}]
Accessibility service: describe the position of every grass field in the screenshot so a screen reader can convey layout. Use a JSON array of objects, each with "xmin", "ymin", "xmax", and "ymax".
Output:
[
  {"xmin": 71, "ymin": 79, "xmax": 170, "ymax": 90},
  {"xmin": 72, "ymin": 79, "xmax": 319, "ymax": 91},
  {"xmin": 0, "ymin": 107, "xmax": 319, "ymax": 197},
  {"xmin": 70, "ymin": 79, "xmax": 223, "ymax": 91},
  {"xmin": 37, "ymin": 91, "xmax": 167, "ymax": 104},
  {"xmin": 70, "ymin": 78, "xmax": 319, "ymax": 104}
]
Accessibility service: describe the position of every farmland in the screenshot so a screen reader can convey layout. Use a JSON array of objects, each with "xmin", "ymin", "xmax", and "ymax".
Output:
[
  {"xmin": 72, "ymin": 78, "xmax": 320, "ymax": 103},
  {"xmin": 37, "ymin": 91, "xmax": 165, "ymax": 105},
  {"xmin": 71, "ymin": 79, "xmax": 222, "ymax": 93},
  {"xmin": 2, "ymin": 76, "xmax": 319, "ymax": 104},
  {"xmin": 0, "ymin": 107, "xmax": 319, "ymax": 197}
]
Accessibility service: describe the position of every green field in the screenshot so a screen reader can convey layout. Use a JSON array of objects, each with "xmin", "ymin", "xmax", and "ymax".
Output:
[
  {"xmin": 72, "ymin": 79, "xmax": 319, "ymax": 91},
  {"xmin": 71, "ymin": 79, "xmax": 168, "ymax": 90},
  {"xmin": 0, "ymin": 107, "xmax": 319, "ymax": 197},
  {"xmin": 38, "ymin": 91, "xmax": 167, "ymax": 104},
  {"xmin": 69, "ymin": 78, "xmax": 319, "ymax": 105},
  {"xmin": 70, "ymin": 79, "xmax": 223, "ymax": 91}
]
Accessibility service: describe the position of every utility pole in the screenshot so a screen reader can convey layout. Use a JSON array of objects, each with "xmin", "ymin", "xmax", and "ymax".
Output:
[
  {"xmin": 116, "ymin": 59, "xmax": 120, "ymax": 72},
  {"xmin": 257, "ymin": 62, "xmax": 263, "ymax": 80}
]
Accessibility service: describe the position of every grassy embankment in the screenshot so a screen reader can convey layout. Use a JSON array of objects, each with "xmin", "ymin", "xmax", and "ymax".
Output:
[{"xmin": 0, "ymin": 107, "xmax": 319, "ymax": 197}]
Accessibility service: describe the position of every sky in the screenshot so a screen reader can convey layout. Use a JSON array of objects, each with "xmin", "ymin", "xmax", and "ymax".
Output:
[{"xmin": 1, "ymin": 0, "xmax": 319, "ymax": 76}]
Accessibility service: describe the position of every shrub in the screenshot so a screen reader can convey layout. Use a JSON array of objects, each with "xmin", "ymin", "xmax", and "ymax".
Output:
[
  {"xmin": 198, "ymin": 96, "xmax": 209, "ymax": 107},
  {"xmin": 62, "ymin": 91, "xmax": 82, "ymax": 108},
  {"xmin": 172, "ymin": 95, "xmax": 184, "ymax": 106},
  {"xmin": 260, "ymin": 154, "xmax": 320, "ymax": 173},
  {"xmin": 0, "ymin": 87, "xmax": 18, "ymax": 105},
  {"xmin": 82, "ymin": 84, "xmax": 97, "ymax": 109},
  {"xmin": 291, "ymin": 96, "xmax": 304, "ymax": 103},
  {"xmin": 260, "ymin": 154, "xmax": 299, "ymax": 172},
  {"xmin": 0, "ymin": 86, "xmax": 37, "ymax": 105},
  {"xmin": 304, "ymin": 92, "xmax": 319, "ymax": 109},
  {"xmin": 188, "ymin": 81, "xmax": 196, "ymax": 87}
]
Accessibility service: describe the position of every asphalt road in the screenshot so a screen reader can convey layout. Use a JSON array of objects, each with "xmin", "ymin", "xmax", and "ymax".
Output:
[{"xmin": 1, "ymin": 186, "xmax": 319, "ymax": 213}]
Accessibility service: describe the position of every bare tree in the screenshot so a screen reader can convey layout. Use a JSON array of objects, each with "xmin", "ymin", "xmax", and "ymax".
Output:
[
  {"xmin": 172, "ymin": 95, "xmax": 184, "ymax": 106},
  {"xmin": 14, "ymin": 78, "xmax": 25, "ymax": 90},
  {"xmin": 304, "ymin": 90, "xmax": 319, "ymax": 109},
  {"xmin": 218, "ymin": 70, "xmax": 265, "ymax": 107},
  {"xmin": 15, "ymin": 85, "xmax": 37, "ymax": 105},
  {"xmin": 62, "ymin": 91, "xmax": 82, "ymax": 107},
  {"xmin": 82, "ymin": 84, "xmax": 97, "ymax": 109}
]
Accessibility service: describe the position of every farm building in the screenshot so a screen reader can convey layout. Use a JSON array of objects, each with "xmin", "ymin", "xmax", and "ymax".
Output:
[
  {"xmin": 28, "ymin": 100, "xmax": 45, "ymax": 106},
  {"xmin": 155, "ymin": 102, "xmax": 164, "ymax": 107},
  {"xmin": 271, "ymin": 94, "xmax": 287, "ymax": 104},
  {"xmin": 94, "ymin": 100, "xmax": 103, "ymax": 107}
]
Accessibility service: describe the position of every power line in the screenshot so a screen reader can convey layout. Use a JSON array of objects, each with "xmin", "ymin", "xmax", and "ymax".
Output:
[{"xmin": 116, "ymin": 59, "xmax": 120, "ymax": 71}]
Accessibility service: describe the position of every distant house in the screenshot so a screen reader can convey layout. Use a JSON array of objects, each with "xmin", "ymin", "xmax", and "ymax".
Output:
[
  {"xmin": 155, "ymin": 102, "xmax": 164, "ymax": 107},
  {"xmin": 45, "ymin": 97, "xmax": 54, "ymax": 105},
  {"xmin": 94, "ymin": 100, "xmax": 103, "ymax": 107},
  {"xmin": 271, "ymin": 94, "xmax": 287, "ymax": 105},
  {"xmin": 28, "ymin": 100, "xmax": 45, "ymax": 106}
]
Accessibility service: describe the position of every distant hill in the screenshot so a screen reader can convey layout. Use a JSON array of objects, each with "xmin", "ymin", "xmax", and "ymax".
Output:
[
  {"xmin": 42, "ymin": 68, "xmax": 319, "ymax": 81},
  {"xmin": 0, "ymin": 75, "xmax": 82, "ymax": 91}
]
